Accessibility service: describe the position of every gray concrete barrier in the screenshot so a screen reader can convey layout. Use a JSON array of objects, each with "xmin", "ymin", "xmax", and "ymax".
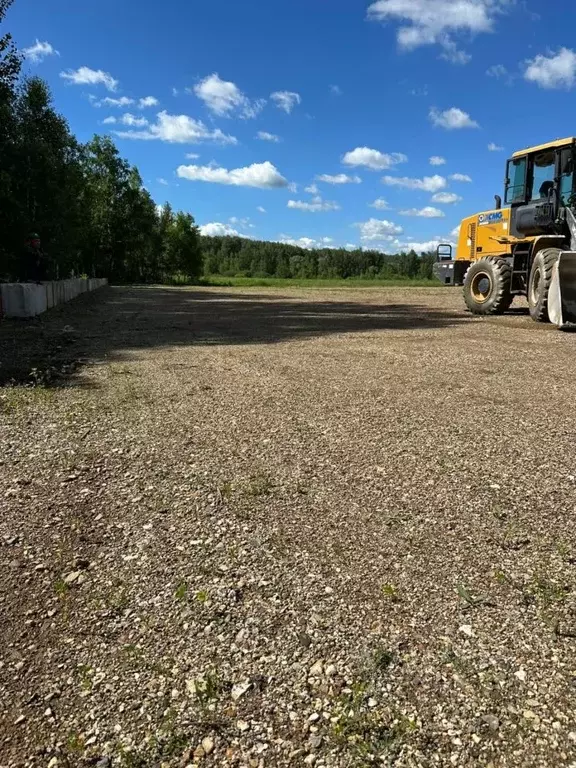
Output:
[{"xmin": 0, "ymin": 278, "xmax": 108, "ymax": 318}]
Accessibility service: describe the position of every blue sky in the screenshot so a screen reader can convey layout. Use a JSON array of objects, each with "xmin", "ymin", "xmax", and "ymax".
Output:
[{"xmin": 8, "ymin": 0, "xmax": 576, "ymax": 252}]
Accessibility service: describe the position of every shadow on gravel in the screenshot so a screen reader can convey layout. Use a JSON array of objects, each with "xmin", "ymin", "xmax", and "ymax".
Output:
[{"xmin": 0, "ymin": 285, "xmax": 469, "ymax": 387}]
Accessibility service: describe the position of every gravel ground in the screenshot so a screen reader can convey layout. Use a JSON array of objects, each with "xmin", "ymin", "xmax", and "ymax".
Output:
[{"xmin": 2, "ymin": 285, "xmax": 576, "ymax": 768}]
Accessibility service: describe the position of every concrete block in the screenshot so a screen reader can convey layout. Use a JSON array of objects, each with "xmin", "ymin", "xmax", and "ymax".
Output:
[
  {"xmin": 1, "ymin": 277, "xmax": 108, "ymax": 318},
  {"xmin": 1, "ymin": 283, "xmax": 47, "ymax": 318}
]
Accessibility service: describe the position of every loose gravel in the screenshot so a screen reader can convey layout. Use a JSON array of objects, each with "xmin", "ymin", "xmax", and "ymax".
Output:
[{"xmin": 2, "ymin": 285, "xmax": 576, "ymax": 768}]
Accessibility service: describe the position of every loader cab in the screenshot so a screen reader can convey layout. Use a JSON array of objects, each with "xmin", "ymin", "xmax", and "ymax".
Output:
[{"xmin": 504, "ymin": 138, "xmax": 576, "ymax": 238}]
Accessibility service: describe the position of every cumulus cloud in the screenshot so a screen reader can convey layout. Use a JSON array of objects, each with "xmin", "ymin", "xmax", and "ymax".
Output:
[
  {"xmin": 120, "ymin": 113, "xmax": 149, "ymax": 128},
  {"xmin": 60, "ymin": 66, "xmax": 118, "ymax": 91},
  {"xmin": 102, "ymin": 116, "xmax": 116, "ymax": 125},
  {"xmin": 278, "ymin": 235, "xmax": 337, "ymax": 249},
  {"xmin": 524, "ymin": 48, "xmax": 576, "ymax": 89},
  {"xmin": 430, "ymin": 107, "xmax": 478, "ymax": 129},
  {"xmin": 287, "ymin": 195, "xmax": 340, "ymax": 212},
  {"xmin": 487, "ymin": 63, "xmax": 508, "ymax": 78},
  {"xmin": 115, "ymin": 111, "xmax": 237, "ymax": 144},
  {"xmin": 342, "ymin": 147, "xmax": 407, "ymax": 170},
  {"xmin": 355, "ymin": 218, "xmax": 403, "ymax": 242},
  {"xmin": 399, "ymin": 206, "xmax": 445, "ymax": 218},
  {"xmin": 488, "ymin": 142, "xmax": 504, "ymax": 151},
  {"xmin": 270, "ymin": 91, "xmax": 301, "ymax": 113},
  {"xmin": 177, "ymin": 161, "xmax": 287, "ymax": 188},
  {"xmin": 257, "ymin": 131, "xmax": 281, "ymax": 142},
  {"xmin": 194, "ymin": 73, "xmax": 265, "ymax": 118},
  {"xmin": 199, "ymin": 222, "xmax": 242, "ymax": 237},
  {"xmin": 367, "ymin": 0, "xmax": 508, "ymax": 62},
  {"xmin": 305, "ymin": 184, "xmax": 319, "ymax": 195},
  {"xmin": 139, "ymin": 96, "xmax": 159, "ymax": 108},
  {"xmin": 450, "ymin": 225, "xmax": 461, "ymax": 238},
  {"xmin": 369, "ymin": 198, "xmax": 389, "ymax": 210},
  {"xmin": 185, "ymin": 153, "xmax": 200, "ymax": 159},
  {"xmin": 257, "ymin": 206, "xmax": 267, "ymax": 213},
  {"xmin": 93, "ymin": 96, "xmax": 135, "ymax": 108},
  {"xmin": 393, "ymin": 239, "xmax": 449, "ymax": 254},
  {"xmin": 431, "ymin": 192, "xmax": 462, "ymax": 204},
  {"xmin": 450, "ymin": 173, "xmax": 472, "ymax": 182},
  {"xmin": 382, "ymin": 174, "xmax": 447, "ymax": 192},
  {"xmin": 316, "ymin": 173, "xmax": 361, "ymax": 185},
  {"xmin": 157, "ymin": 178, "xmax": 169, "ymax": 186},
  {"xmin": 429, "ymin": 155, "xmax": 446, "ymax": 166},
  {"xmin": 23, "ymin": 40, "xmax": 59, "ymax": 64}
]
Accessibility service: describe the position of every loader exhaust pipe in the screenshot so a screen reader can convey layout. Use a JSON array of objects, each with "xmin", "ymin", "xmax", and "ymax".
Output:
[{"xmin": 494, "ymin": 195, "xmax": 502, "ymax": 210}]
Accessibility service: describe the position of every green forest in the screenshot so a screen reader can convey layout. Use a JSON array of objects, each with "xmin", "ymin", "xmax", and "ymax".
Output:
[{"xmin": 0, "ymin": 0, "xmax": 436, "ymax": 285}]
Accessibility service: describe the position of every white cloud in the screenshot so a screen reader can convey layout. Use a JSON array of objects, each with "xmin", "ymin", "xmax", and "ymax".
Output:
[
  {"xmin": 102, "ymin": 116, "xmax": 116, "ymax": 125},
  {"xmin": 200, "ymin": 222, "xmax": 242, "ymax": 237},
  {"xmin": 487, "ymin": 63, "xmax": 508, "ymax": 78},
  {"xmin": 157, "ymin": 178, "xmax": 169, "ymax": 186},
  {"xmin": 120, "ymin": 113, "xmax": 149, "ymax": 127},
  {"xmin": 429, "ymin": 155, "xmax": 446, "ymax": 166},
  {"xmin": 382, "ymin": 174, "xmax": 447, "ymax": 192},
  {"xmin": 193, "ymin": 73, "xmax": 265, "ymax": 118},
  {"xmin": 288, "ymin": 182, "xmax": 298, "ymax": 194},
  {"xmin": 367, "ymin": 0, "xmax": 507, "ymax": 62},
  {"xmin": 524, "ymin": 48, "xmax": 576, "ymax": 89},
  {"xmin": 185, "ymin": 153, "xmax": 200, "ymax": 159},
  {"xmin": 399, "ymin": 206, "xmax": 445, "ymax": 218},
  {"xmin": 115, "ymin": 111, "xmax": 237, "ymax": 144},
  {"xmin": 330, "ymin": 84, "xmax": 342, "ymax": 95},
  {"xmin": 94, "ymin": 96, "xmax": 135, "ymax": 108},
  {"xmin": 316, "ymin": 173, "xmax": 362, "ymax": 185},
  {"xmin": 450, "ymin": 173, "xmax": 472, "ymax": 182},
  {"xmin": 278, "ymin": 234, "xmax": 338, "ymax": 249},
  {"xmin": 488, "ymin": 142, "xmax": 504, "ymax": 151},
  {"xmin": 287, "ymin": 195, "xmax": 340, "ymax": 212},
  {"xmin": 270, "ymin": 90, "xmax": 301, "ymax": 113},
  {"xmin": 432, "ymin": 192, "xmax": 462, "ymax": 204},
  {"xmin": 440, "ymin": 43, "xmax": 471, "ymax": 65},
  {"xmin": 177, "ymin": 160, "xmax": 287, "ymax": 188},
  {"xmin": 23, "ymin": 40, "xmax": 59, "ymax": 64},
  {"xmin": 450, "ymin": 225, "xmax": 461, "ymax": 238},
  {"xmin": 229, "ymin": 216, "xmax": 252, "ymax": 228},
  {"xmin": 257, "ymin": 206, "xmax": 267, "ymax": 213},
  {"xmin": 257, "ymin": 131, "xmax": 281, "ymax": 142},
  {"xmin": 60, "ymin": 66, "xmax": 118, "ymax": 91},
  {"xmin": 430, "ymin": 107, "xmax": 478, "ymax": 129},
  {"xmin": 139, "ymin": 96, "xmax": 159, "ymax": 108},
  {"xmin": 305, "ymin": 184, "xmax": 319, "ymax": 195},
  {"xmin": 394, "ymin": 239, "xmax": 448, "ymax": 254},
  {"xmin": 355, "ymin": 218, "xmax": 403, "ymax": 242},
  {"xmin": 369, "ymin": 198, "xmax": 389, "ymax": 210},
  {"xmin": 342, "ymin": 147, "xmax": 407, "ymax": 170}
]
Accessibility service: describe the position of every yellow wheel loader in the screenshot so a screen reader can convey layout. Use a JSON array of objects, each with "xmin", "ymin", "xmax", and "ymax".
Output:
[{"xmin": 434, "ymin": 137, "xmax": 576, "ymax": 328}]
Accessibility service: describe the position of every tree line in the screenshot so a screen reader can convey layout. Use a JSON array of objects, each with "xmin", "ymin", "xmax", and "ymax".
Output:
[
  {"xmin": 201, "ymin": 235, "xmax": 436, "ymax": 280},
  {"xmin": 0, "ymin": 0, "xmax": 202, "ymax": 284},
  {"xmin": 0, "ymin": 0, "xmax": 435, "ymax": 284}
]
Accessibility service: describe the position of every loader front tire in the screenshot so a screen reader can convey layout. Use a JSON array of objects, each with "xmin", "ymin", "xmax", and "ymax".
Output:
[
  {"xmin": 528, "ymin": 248, "xmax": 562, "ymax": 323},
  {"xmin": 463, "ymin": 257, "xmax": 512, "ymax": 315}
]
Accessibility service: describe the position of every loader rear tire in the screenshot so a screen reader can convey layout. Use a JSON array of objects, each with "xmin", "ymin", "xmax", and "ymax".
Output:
[
  {"xmin": 463, "ymin": 257, "xmax": 513, "ymax": 315},
  {"xmin": 528, "ymin": 247, "xmax": 563, "ymax": 323}
]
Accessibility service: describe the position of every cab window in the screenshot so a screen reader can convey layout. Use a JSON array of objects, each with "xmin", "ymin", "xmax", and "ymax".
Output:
[
  {"xmin": 506, "ymin": 157, "xmax": 527, "ymax": 203},
  {"xmin": 560, "ymin": 148, "xmax": 574, "ymax": 205},
  {"xmin": 531, "ymin": 150, "xmax": 555, "ymax": 201}
]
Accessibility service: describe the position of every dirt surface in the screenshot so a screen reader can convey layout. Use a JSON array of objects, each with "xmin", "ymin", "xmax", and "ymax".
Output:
[{"xmin": 2, "ymin": 285, "xmax": 576, "ymax": 768}]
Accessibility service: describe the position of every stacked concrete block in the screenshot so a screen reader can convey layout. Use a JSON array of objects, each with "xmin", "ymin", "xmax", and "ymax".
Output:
[{"xmin": 0, "ymin": 278, "xmax": 108, "ymax": 318}]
